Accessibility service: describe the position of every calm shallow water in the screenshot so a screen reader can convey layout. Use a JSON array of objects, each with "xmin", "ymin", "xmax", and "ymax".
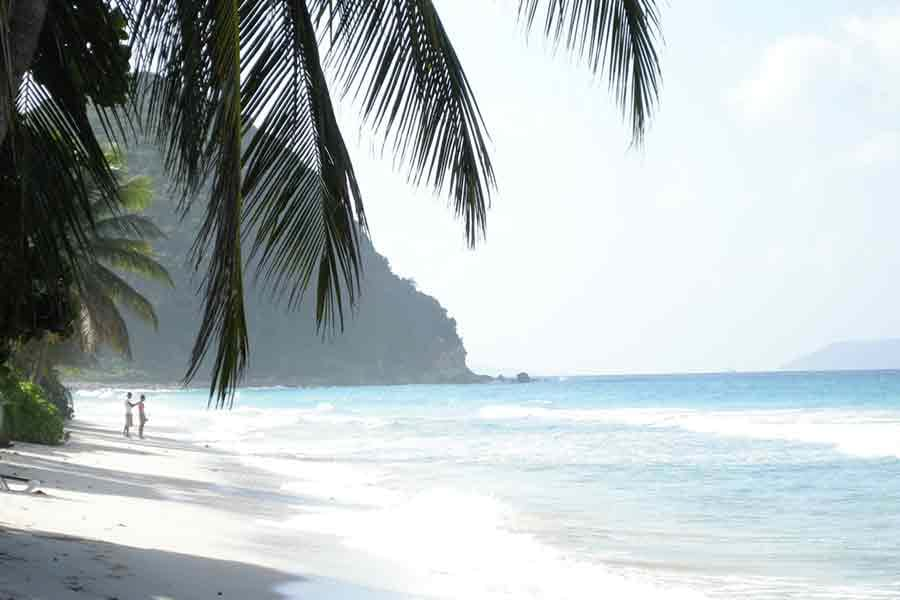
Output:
[{"xmin": 76, "ymin": 372, "xmax": 900, "ymax": 599}]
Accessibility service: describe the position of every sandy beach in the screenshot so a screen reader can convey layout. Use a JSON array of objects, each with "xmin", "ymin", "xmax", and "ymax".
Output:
[
  {"xmin": 0, "ymin": 418, "xmax": 420, "ymax": 600},
  {"xmin": 5, "ymin": 382, "xmax": 898, "ymax": 600}
]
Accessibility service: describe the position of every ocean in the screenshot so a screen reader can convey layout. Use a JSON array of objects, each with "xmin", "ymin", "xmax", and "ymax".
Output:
[{"xmin": 74, "ymin": 371, "xmax": 900, "ymax": 599}]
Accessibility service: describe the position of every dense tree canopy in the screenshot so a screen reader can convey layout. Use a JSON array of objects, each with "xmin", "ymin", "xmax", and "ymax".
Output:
[{"xmin": 0, "ymin": 0, "xmax": 132, "ymax": 361}]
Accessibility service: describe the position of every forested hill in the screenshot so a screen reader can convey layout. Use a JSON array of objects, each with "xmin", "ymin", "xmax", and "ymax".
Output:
[{"xmin": 87, "ymin": 131, "xmax": 481, "ymax": 387}]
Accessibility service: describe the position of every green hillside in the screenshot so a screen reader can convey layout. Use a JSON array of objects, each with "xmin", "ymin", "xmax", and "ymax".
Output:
[{"xmin": 76, "ymin": 132, "xmax": 480, "ymax": 387}]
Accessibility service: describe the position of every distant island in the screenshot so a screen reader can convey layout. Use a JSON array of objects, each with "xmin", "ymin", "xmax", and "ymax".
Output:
[{"xmin": 783, "ymin": 339, "xmax": 900, "ymax": 372}]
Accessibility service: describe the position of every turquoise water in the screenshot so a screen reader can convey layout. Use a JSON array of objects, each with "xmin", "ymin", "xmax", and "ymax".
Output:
[{"xmin": 76, "ymin": 371, "xmax": 900, "ymax": 599}]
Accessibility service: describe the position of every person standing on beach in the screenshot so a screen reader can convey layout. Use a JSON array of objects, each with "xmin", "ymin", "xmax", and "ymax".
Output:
[
  {"xmin": 137, "ymin": 395, "xmax": 148, "ymax": 439},
  {"xmin": 123, "ymin": 392, "xmax": 135, "ymax": 437}
]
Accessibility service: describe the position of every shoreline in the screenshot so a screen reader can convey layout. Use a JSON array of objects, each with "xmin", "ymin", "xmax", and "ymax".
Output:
[
  {"xmin": 6, "ymin": 379, "xmax": 891, "ymax": 599},
  {"xmin": 62, "ymin": 370, "xmax": 495, "ymax": 392},
  {"xmin": 0, "ymin": 419, "xmax": 424, "ymax": 599}
]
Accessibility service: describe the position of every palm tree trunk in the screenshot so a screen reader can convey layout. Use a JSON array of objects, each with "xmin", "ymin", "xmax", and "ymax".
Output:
[
  {"xmin": 30, "ymin": 334, "xmax": 49, "ymax": 384},
  {"xmin": 0, "ymin": 0, "xmax": 50, "ymax": 146}
]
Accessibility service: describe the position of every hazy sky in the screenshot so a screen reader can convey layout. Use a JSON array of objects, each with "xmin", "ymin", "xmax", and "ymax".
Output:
[{"xmin": 332, "ymin": 1, "xmax": 900, "ymax": 376}]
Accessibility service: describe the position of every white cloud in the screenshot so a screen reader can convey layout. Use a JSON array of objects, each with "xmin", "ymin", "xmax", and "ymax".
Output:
[
  {"xmin": 847, "ymin": 131, "xmax": 900, "ymax": 168},
  {"xmin": 729, "ymin": 14, "xmax": 900, "ymax": 125},
  {"xmin": 843, "ymin": 15, "xmax": 900, "ymax": 59},
  {"xmin": 728, "ymin": 34, "xmax": 834, "ymax": 123}
]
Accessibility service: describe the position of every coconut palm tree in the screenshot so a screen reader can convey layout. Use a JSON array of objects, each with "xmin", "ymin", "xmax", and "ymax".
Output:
[
  {"xmin": 21, "ymin": 159, "xmax": 172, "ymax": 368},
  {"xmin": 13, "ymin": 153, "xmax": 172, "ymax": 416},
  {"xmin": 0, "ymin": 0, "xmax": 662, "ymax": 406},
  {"xmin": 73, "ymin": 170, "xmax": 174, "ymax": 360}
]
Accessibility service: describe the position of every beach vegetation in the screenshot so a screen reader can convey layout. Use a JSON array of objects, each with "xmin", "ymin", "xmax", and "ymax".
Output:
[
  {"xmin": 8, "ymin": 150, "xmax": 172, "ymax": 418},
  {"xmin": 0, "ymin": 366, "xmax": 65, "ymax": 445},
  {"xmin": 0, "ymin": 0, "xmax": 132, "ymax": 367}
]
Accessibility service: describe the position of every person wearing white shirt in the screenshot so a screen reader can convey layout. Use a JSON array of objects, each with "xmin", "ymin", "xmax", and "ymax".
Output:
[{"xmin": 123, "ymin": 392, "xmax": 136, "ymax": 437}]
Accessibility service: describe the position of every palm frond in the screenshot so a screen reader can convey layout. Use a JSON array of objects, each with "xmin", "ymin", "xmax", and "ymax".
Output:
[
  {"xmin": 76, "ymin": 302, "xmax": 100, "ymax": 356},
  {"xmin": 117, "ymin": 176, "xmax": 154, "ymax": 212},
  {"xmin": 242, "ymin": 0, "xmax": 363, "ymax": 329},
  {"xmin": 87, "ymin": 263, "xmax": 160, "ymax": 330},
  {"xmin": 68, "ymin": 158, "xmax": 171, "ymax": 358},
  {"xmin": 76, "ymin": 281, "xmax": 132, "ymax": 359},
  {"xmin": 12, "ymin": 75, "xmax": 111, "ymax": 282},
  {"xmin": 0, "ymin": 2, "xmax": 17, "ymax": 147},
  {"xmin": 129, "ymin": 0, "xmax": 249, "ymax": 407},
  {"xmin": 89, "ymin": 238, "xmax": 175, "ymax": 287},
  {"xmin": 0, "ymin": 0, "xmax": 50, "ymax": 147},
  {"xmin": 518, "ymin": 0, "xmax": 661, "ymax": 144},
  {"xmin": 90, "ymin": 175, "xmax": 154, "ymax": 218},
  {"xmin": 5, "ymin": 0, "xmax": 134, "ymax": 303},
  {"xmin": 189, "ymin": 0, "xmax": 249, "ymax": 408},
  {"xmin": 120, "ymin": 0, "xmax": 663, "ymax": 405},
  {"xmin": 95, "ymin": 214, "xmax": 167, "ymax": 240},
  {"xmin": 129, "ymin": 0, "xmax": 364, "ymax": 406},
  {"xmin": 128, "ymin": 2, "xmax": 217, "ymax": 203},
  {"xmin": 314, "ymin": 0, "xmax": 494, "ymax": 247}
]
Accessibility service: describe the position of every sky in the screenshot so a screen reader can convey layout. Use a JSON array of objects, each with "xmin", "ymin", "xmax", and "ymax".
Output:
[{"xmin": 330, "ymin": 0, "xmax": 900, "ymax": 376}]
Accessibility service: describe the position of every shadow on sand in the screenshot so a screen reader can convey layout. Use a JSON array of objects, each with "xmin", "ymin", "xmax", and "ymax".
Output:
[
  {"xmin": 0, "ymin": 526, "xmax": 304, "ymax": 599},
  {"xmin": 0, "ymin": 423, "xmax": 320, "ymax": 515}
]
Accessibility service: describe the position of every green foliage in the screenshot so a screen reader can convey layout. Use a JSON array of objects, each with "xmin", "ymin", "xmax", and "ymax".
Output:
[
  {"xmin": 5, "ymin": 150, "xmax": 170, "ymax": 416},
  {"xmin": 0, "ymin": 0, "xmax": 132, "ymax": 363},
  {"xmin": 74, "ymin": 159, "xmax": 173, "ymax": 359},
  {"xmin": 79, "ymin": 137, "xmax": 479, "ymax": 387},
  {"xmin": 0, "ymin": 367, "xmax": 65, "ymax": 446},
  {"xmin": 0, "ymin": 226, "xmax": 75, "ymax": 360},
  {"xmin": 32, "ymin": 2, "xmax": 131, "ymax": 107},
  {"xmin": 7, "ymin": 337, "xmax": 74, "ymax": 419},
  {"xmin": 2, "ymin": 0, "xmax": 662, "ymax": 405},
  {"xmin": 34, "ymin": 369, "xmax": 74, "ymax": 420},
  {"xmin": 122, "ymin": 0, "xmax": 662, "ymax": 406}
]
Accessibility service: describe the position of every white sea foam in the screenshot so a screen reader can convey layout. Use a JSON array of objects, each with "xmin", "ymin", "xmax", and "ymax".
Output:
[
  {"xmin": 239, "ymin": 454, "xmax": 401, "ymax": 507},
  {"xmin": 478, "ymin": 404, "xmax": 900, "ymax": 459},
  {"xmin": 277, "ymin": 577, "xmax": 415, "ymax": 600},
  {"xmin": 283, "ymin": 486, "xmax": 711, "ymax": 600},
  {"xmin": 70, "ymin": 386, "xmax": 900, "ymax": 599}
]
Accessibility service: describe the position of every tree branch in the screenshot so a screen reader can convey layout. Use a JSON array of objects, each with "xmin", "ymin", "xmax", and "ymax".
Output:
[{"xmin": 0, "ymin": 0, "xmax": 49, "ymax": 146}]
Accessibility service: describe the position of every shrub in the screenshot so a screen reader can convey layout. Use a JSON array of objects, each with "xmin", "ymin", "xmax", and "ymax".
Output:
[
  {"xmin": 0, "ymin": 366, "xmax": 65, "ymax": 445},
  {"xmin": 37, "ymin": 369, "xmax": 74, "ymax": 420}
]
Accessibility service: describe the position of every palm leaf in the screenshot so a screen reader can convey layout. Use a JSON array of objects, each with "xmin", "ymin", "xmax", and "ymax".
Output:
[
  {"xmin": 87, "ymin": 263, "xmax": 160, "ymax": 330},
  {"xmin": 242, "ymin": 0, "xmax": 363, "ymax": 327},
  {"xmin": 90, "ymin": 175, "xmax": 154, "ymax": 218},
  {"xmin": 76, "ymin": 277, "xmax": 132, "ymax": 359},
  {"xmin": 518, "ymin": 0, "xmax": 661, "ymax": 143},
  {"xmin": 117, "ymin": 176, "xmax": 154, "ymax": 212},
  {"xmin": 129, "ymin": 0, "xmax": 362, "ymax": 407},
  {"xmin": 314, "ymin": 0, "xmax": 494, "ymax": 246},
  {"xmin": 0, "ymin": 0, "xmax": 49, "ymax": 147},
  {"xmin": 68, "ymin": 162, "xmax": 171, "ymax": 359},
  {"xmin": 76, "ymin": 303, "xmax": 100, "ymax": 357},
  {"xmin": 129, "ymin": 0, "xmax": 249, "ymax": 407},
  {"xmin": 4, "ymin": 0, "xmax": 134, "ymax": 311},
  {"xmin": 89, "ymin": 238, "xmax": 175, "ymax": 287},
  {"xmin": 15, "ymin": 76, "xmax": 109, "ymax": 249},
  {"xmin": 0, "ymin": 2, "xmax": 17, "ymax": 147},
  {"xmin": 95, "ymin": 214, "xmax": 167, "ymax": 240},
  {"xmin": 122, "ymin": 0, "xmax": 663, "ymax": 405}
]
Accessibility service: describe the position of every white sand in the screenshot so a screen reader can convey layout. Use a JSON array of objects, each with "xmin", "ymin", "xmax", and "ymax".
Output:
[{"xmin": 0, "ymin": 420, "xmax": 422, "ymax": 599}]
